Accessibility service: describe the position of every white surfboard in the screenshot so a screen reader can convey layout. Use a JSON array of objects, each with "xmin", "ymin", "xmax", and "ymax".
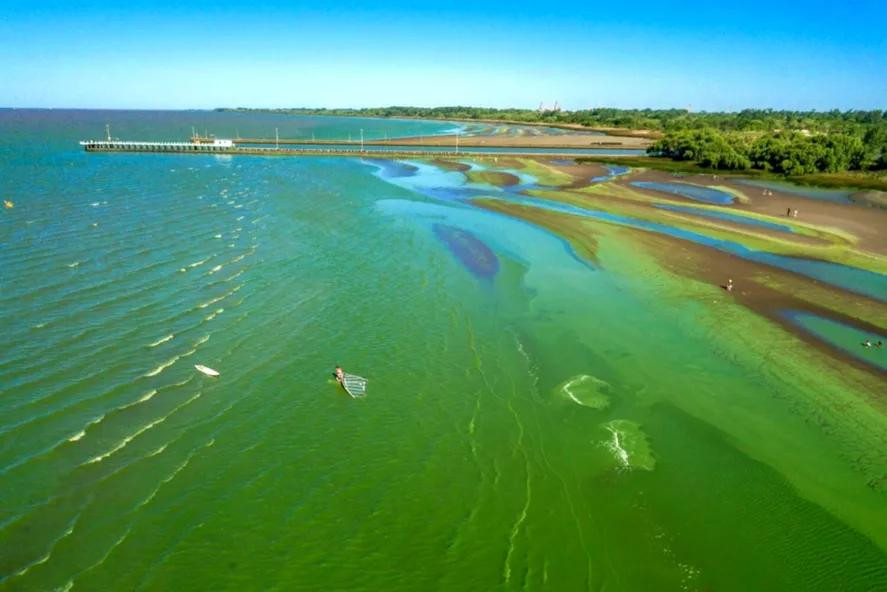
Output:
[{"xmin": 194, "ymin": 364, "xmax": 220, "ymax": 377}]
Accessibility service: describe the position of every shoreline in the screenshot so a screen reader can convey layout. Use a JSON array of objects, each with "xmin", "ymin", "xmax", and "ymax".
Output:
[
  {"xmin": 214, "ymin": 108, "xmax": 663, "ymax": 140},
  {"xmin": 466, "ymin": 155, "xmax": 886, "ymax": 382},
  {"xmin": 474, "ymin": 194, "xmax": 887, "ymax": 382}
]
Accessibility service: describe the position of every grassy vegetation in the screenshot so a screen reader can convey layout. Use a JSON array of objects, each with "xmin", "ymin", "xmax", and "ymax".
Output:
[{"xmin": 787, "ymin": 172, "xmax": 887, "ymax": 192}]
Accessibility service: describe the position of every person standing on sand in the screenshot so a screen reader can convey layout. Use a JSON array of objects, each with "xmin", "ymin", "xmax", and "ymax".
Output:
[
  {"xmin": 726, "ymin": 278, "xmax": 734, "ymax": 292},
  {"xmin": 786, "ymin": 207, "xmax": 792, "ymax": 216}
]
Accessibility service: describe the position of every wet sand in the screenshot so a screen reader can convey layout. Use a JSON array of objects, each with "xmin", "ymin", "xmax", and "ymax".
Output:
[
  {"xmin": 462, "ymin": 156, "xmax": 887, "ymax": 383},
  {"xmin": 474, "ymin": 195, "xmax": 887, "ymax": 383},
  {"xmin": 621, "ymin": 170, "xmax": 887, "ymax": 254},
  {"xmin": 375, "ymin": 133, "xmax": 651, "ymax": 150}
]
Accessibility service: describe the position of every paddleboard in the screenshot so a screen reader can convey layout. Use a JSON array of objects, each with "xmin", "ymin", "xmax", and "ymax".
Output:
[
  {"xmin": 340, "ymin": 373, "xmax": 368, "ymax": 398},
  {"xmin": 195, "ymin": 364, "xmax": 219, "ymax": 377}
]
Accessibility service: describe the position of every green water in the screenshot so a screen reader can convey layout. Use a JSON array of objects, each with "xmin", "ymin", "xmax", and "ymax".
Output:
[{"xmin": 1, "ymin": 110, "xmax": 885, "ymax": 591}]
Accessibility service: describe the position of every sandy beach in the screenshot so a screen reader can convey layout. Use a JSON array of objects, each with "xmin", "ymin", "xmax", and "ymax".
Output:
[{"xmin": 373, "ymin": 132, "xmax": 652, "ymax": 149}]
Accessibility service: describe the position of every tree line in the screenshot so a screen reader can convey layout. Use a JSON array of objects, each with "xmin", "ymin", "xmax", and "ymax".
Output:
[
  {"xmin": 219, "ymin": 106, "xmax": 886, "ymax": 135},
  {"xmin": 648, "ymin": 127, "xmax": 887, "ymax": 174},
  {"xmin": 218, "ymin": 106, "xmax": 887, "ymax": 173}
]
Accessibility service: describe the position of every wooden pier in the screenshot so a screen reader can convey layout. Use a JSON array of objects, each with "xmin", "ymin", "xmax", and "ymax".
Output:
[{"xmin": 79, "ymin": 139, "xmax": 636, "ymax": 159}]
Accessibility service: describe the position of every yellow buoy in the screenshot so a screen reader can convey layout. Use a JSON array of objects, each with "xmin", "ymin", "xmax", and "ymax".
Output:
[{"xmin": 3, "ymin": 200, "xmax": 13, "ymax": 209}]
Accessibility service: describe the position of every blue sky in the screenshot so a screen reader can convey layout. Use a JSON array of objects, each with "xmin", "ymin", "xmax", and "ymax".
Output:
[{"xmin": 1, "ymin": 0, "xmax": 885, "ymax": 111}]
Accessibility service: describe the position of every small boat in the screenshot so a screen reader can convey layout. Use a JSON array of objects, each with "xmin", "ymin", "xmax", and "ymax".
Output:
[
  {"xmin": 195, "ymin": 364, "xmax": 220, "ymax": 377},
  {"xmin": 339, "ymin": 373, "xmax": 368, "ymax": 398}
]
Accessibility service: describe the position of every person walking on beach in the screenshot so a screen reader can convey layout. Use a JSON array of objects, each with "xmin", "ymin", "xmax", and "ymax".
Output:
[
  {"xmin": 726, "ymin": 278, "xmax": 734, "ymax": 292},
  {"xmin": 786, "ymin": 207, "xmax": 792, "ymax": 216}
]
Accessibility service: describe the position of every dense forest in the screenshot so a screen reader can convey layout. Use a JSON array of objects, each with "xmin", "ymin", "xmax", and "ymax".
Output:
[
  {"xmin": 220, "ymin": 106, "xmax": 887, "ymax": 174},
  {"xmin": 648, "ymin": 127, "xmax": 886, "ymax": 173}
]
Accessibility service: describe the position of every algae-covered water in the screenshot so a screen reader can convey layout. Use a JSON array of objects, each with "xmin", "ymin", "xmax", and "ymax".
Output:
[{"xmin": 1, "ymin": 110, "xmax": 886, "ymax": 591}]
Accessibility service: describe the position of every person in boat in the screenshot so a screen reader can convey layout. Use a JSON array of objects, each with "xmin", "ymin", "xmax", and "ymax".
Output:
[{"xmin": 334, "ymin": 365, "xmax": 345, "ymax": 382}]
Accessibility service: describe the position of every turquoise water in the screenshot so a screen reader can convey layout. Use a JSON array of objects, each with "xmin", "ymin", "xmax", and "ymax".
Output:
[
  {"xmin": 1, "ymin": 110, "xmax": 886, "ymax": 591},
  {"xmin": 486, "ymin": 195, "xmax": 887, "ymax": 301},
  {"xmin": 784, "ymin": 311, "xmax": 887, "ymax": 372},
  {"xmin": 654, "ymin": 203, "xmax": 796, "ymax": 233},
  {"xmin": 591, "ymin": 164, "xmax": 630, "ymax": 183},
  {"xmin": 631, "ymin": 181, "xmax": 735, "ymax": 204}
]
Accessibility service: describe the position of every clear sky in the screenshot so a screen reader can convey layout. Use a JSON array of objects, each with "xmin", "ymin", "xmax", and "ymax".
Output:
[{"xmin": 1, "ymin": 0, "xmax": 885, "ymax": 111}]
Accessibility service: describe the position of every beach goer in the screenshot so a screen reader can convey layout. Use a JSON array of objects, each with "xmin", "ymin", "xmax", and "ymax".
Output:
[
  {"xmin": 876, "ymin": 341, "xmax": 883, "ymax": 348},
  {"xmin": 862, "ymin": 340, "xmax": 872, "ymax": 348},
  {"xmin": 334, "ymin": 365, "xmax": 345, "ymax": 382},
  {"xmin": 786, "ymin": 207, "xmax": 791, "ymax": 216},
  {"xmin": 726, "ymin": 278, "xmax": 734, "ymax": 292},
  {"xmin": 792, "ymin": 209, "xmax": 798, "ymax": 218}
]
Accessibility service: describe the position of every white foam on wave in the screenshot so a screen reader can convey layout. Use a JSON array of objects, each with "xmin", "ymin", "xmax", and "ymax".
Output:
[
  {"xmin": 208, "ymin": 264, "xmax": 223, "ymax": 274},
  {"xmin": 198, "ymin": 283, "xmax": 242, "ymax": 309},
  {"xmin": 148, "ymin": 334, "xmax": 174, "ymax": 347},
  {"xmin": 68, "ymin": 430, "xmax": 86, "ymax": 442},
  {"xmin": 148, "ymin": 443, "xmax": 168, "ymax": 457},
  {"xmin": 224, "ymin": 270, "xmax": 245, "ymax": 284},
  {"xmin": 143, "ymin": 355, "xmax": 180, "ymax": 377},
  {"xmin": 236, "ymin": 215, "xmax": 245, "ymax": 221},
  {"xmin": 67, "ymin": 261, "xmax": 81, "ymax": 268},
  {"xmin": 187, "ymin": 257, "xmax": 209, "ymax": 269},
  {"xmin": 117, "ymin": 389, "xmax": 157, "ymax": 411},
  {"xmin": 90, "ymin": 202, "xmax": 100, "ymax": 207},
  {"xmin": 198, "ymin": 294, "xmax": 225, "ymax": 309},
  {"xmin": 205, "ymin": 308, "xmax": 224, "ymax": 321},
  {"xmin": 213, "ymin": 233, "xmax": 222, "ymax": 239},
  {"xmin": 193, "ymin": 334, "xmax": 210, "ymax": 347},
  {"xmin": 84, "ymin": 415, "xmax": 166, "ymax": 465},
  {"xmin": 13, "ymin": 511, "xmax": 80, "ymax": 578},
  {"xmin": 230, "ymin": 253, "xmax": 246, "ymax": 264},
  {"xmin": 140, "ymin": 437, "xmax": 215, "ymax": 509},
  {"xmin": 84, "ymin": 392, "xmax": 203, "ymax": 466}
]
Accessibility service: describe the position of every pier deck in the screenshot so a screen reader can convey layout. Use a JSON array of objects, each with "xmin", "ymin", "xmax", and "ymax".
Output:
[{"xmin": 79, "ymin": 140, "xmax": 643, "ymax": 159}]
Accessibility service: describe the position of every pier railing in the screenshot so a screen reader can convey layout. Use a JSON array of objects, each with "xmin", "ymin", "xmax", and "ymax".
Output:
[{"xmin": 78, "ymin": 140, "xmax": 642, "ymax": 159}]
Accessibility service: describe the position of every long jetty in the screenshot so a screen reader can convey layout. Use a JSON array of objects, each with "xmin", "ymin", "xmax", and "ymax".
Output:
[
  {"xmin": 79, "ymin": 139, "xmax": 642, "ymax": 159},
  {"xmin": 80, "ymin": 140, "xmax": 492, "ymax": 158},
  {"xmin": 231, "ymin": 137, "xmax": 631, "ymax": 149}
]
